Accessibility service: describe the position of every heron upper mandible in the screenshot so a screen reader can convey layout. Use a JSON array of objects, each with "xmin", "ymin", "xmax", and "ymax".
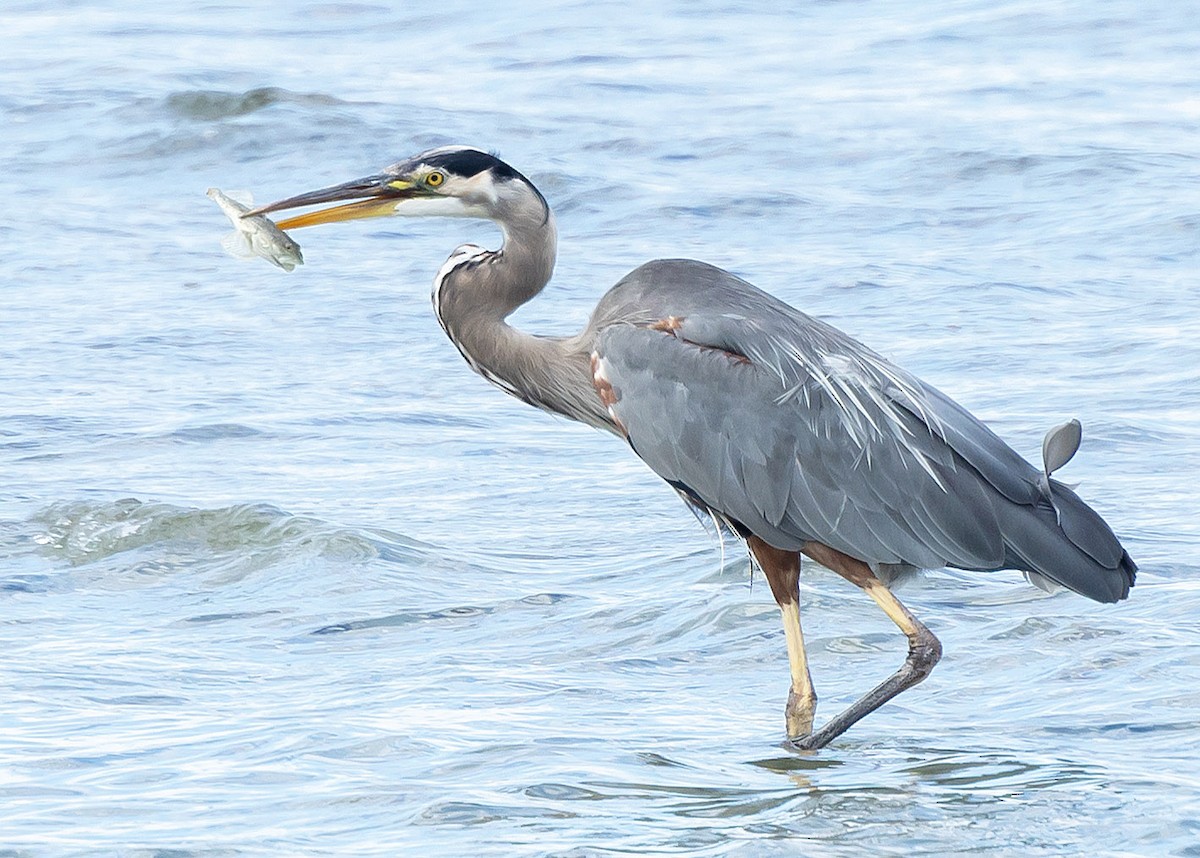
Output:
[{"xmin": 250, "ymin": 146, "xmax": 1136, "ymax": 749}]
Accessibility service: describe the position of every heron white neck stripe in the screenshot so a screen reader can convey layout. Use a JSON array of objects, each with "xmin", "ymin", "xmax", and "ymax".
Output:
[
  {"xmin": 431, "ymin": 245, "xmax": 525, "ymax": 401},
  {"xmin": 431, "ymin": 244, "xmax": 493, "ymax": 324}
]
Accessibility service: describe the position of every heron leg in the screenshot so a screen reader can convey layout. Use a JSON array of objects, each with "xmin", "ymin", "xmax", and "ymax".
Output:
[
  {"xmin": 793, "ymin": 542, "xmax": 942, "ymax": 750},
  {"xmin": 747, "ymin": 536, "xmax": 817, "ymax": 740}
]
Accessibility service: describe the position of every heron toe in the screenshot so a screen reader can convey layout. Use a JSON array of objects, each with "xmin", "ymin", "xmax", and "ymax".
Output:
[{"xmin": 786, "ymin": 684, "xmax": 817, "ymax": 740}]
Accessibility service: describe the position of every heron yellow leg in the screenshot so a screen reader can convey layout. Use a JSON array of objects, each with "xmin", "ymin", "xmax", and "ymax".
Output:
[
  {"xmin": 748, "ymin": 537, "xmax": 817, "ymax": 740},
  {"xmin": 779, "ymin": 599, "xmax": 816, "ymax": 737},
  {"xmin": 795, "ymin": 542, "xmax": 943, "ymax": 750}
]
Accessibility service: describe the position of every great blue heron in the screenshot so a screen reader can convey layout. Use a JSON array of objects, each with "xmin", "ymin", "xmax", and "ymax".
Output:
[{"xmin": 250, "ymin": 146, "xmax": 1136, "ymax": 749}]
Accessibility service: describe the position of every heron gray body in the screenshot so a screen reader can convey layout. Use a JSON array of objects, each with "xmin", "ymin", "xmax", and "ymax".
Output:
[{"xmin": 254, "ymin": 145, "xmax": 1136, "ymax": 747}]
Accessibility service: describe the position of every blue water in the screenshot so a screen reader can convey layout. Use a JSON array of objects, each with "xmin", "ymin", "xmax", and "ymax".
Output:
[{"xmin": 2, "ymin": 2, "xmax": 1198, "ymax": 854}]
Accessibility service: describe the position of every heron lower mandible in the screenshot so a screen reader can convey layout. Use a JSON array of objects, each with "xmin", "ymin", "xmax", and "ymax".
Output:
[{"xmin": 250, "ymin": 146, "xmax": 1136, "ymax": 749}]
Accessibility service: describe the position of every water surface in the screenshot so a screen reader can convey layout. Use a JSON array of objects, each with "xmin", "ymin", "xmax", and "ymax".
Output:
[{"xmin": 2, "ymin": 2, "xmax": 1197, "ymax": 855}]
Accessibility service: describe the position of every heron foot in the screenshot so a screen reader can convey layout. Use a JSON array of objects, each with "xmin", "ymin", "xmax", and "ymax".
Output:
[{"xmin": 785, "ymin": 684, "xmax": 817, "ymax": 740}]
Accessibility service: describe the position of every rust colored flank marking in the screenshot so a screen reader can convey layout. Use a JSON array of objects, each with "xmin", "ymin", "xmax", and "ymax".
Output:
[
  {"xmin": 590, "ymin": 354, "xmax": 627, "ymax": 435},
  {"xmin": 649, "ymin": 315, "xmax": 685, "ymax": 333},
  {"xmin": 648, "ymin": 315, "xmax": 750, "ymax": 365}
]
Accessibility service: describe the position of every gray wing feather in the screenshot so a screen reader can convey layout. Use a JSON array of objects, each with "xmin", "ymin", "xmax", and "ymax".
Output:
[
  {"xmin": 595, "ymin": 322, "xmax": 1004, "ymax": 571},
  {"xmin": 895, "ymin": 380, "xmax": 1127, "ymax": 573}
]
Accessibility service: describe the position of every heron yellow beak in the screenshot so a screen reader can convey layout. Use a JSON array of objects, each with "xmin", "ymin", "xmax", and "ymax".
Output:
[{"xmin": 245, "ymin": 175, "xmax": 423, "ymax": 230}]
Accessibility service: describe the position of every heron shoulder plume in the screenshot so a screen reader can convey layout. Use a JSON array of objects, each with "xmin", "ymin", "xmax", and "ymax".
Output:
[{"xmin": 253, "ymin": 146, "xmax": 1136, "ymax": 750}]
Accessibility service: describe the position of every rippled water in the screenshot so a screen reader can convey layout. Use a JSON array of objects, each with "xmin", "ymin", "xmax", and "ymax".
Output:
[{"xmin": 2, "ymin": 2, "xmax": 1198, "ymax": 855}]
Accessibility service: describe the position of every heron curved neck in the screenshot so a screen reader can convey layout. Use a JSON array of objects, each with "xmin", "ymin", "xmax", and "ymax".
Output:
[{"xmin": 433, "ymin": 214, "xmax": 612, "ymax": 430}]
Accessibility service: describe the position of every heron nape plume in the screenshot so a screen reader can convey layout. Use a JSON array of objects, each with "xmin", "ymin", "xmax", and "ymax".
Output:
[{"xmin": 250, "ymin": 146, "xmax": 1136, "ymax": 749}]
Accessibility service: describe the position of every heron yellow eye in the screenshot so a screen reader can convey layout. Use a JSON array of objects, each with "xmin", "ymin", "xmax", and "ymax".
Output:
[{"xmin": 425, "ymin": 171, "xmax": 445, "ymax": 188}]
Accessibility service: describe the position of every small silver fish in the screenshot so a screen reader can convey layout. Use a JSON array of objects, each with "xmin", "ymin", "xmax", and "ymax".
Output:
[{"xmin": 207, "ymin": 188, "xmax": 304, "ymax": 272}]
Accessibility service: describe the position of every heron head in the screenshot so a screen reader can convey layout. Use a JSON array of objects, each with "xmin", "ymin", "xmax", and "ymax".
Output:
[{"xmin": 246, "ymin": 146, "xmax": 548, "ymax": 230}]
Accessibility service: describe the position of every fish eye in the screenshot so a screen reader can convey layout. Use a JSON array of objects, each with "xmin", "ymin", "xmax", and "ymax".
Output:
[{"xmin": 425, "ymin": 171, "xmax": 445, "ymax": 188}]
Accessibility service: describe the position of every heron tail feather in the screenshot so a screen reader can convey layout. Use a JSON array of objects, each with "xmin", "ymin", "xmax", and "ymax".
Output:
[{"xmin": 998, "ymin": 484, "xmax": 1136, "ymax": 603}]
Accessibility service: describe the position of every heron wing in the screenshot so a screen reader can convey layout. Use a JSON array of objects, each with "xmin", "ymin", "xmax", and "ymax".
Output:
[
  {"xmin": 593, "ymin": 315, "xmax": 1010, "ymax": 571},
  {"xmin": 584, "ymin": 259, "xmax": 1132, "ymax": 600}
]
